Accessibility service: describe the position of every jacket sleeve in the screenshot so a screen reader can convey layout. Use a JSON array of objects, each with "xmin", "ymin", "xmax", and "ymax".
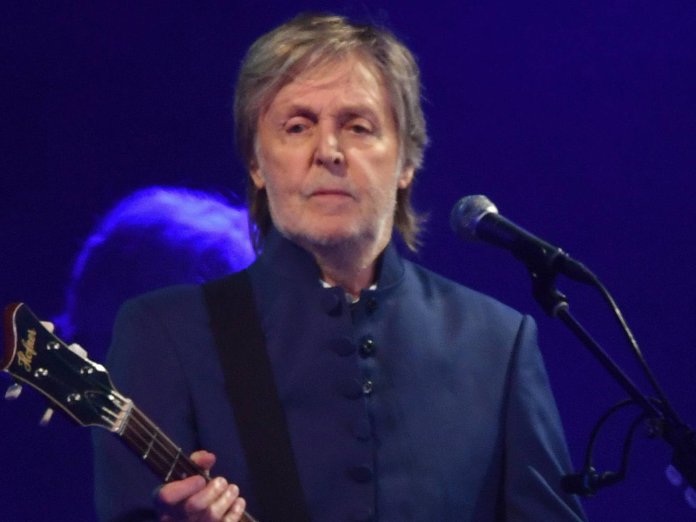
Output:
[
  {"xmin": 502, "ymin": 315, "xmax": 587, "ymax": 521},
  {"xmin": 92, "ymin": 297, "xmax": 198, "ymax": 522}
]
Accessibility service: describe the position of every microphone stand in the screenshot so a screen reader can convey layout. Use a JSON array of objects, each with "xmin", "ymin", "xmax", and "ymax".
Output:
[{"xmin": 526, "ymin": 254, "xmax": 696, "ymax": 497}]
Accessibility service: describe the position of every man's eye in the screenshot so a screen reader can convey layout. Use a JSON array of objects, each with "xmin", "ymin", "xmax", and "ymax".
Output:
[
  {"xmin": 349, "ymin": 122, "xmax": 373, "ymax": 134},
  {"xmin": 286, "ymin": 123, "xmax": 307, "ymax": 134}
]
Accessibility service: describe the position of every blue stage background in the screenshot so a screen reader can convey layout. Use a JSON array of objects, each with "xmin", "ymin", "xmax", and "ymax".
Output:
[{"xmin": 2, "ymin": 2, "xmax": 695, "ymax": 520}]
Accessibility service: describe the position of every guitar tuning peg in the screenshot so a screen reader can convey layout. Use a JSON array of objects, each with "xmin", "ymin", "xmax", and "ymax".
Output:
[
  {"xmin": 68, "ymin": 342, "xmax": 88, "ymax": 358},
  {"xmin": 39, "ymin": 407, "xmax": 54, "ymax": 426},
  {"xmin": 4, "ymin": 382, "xmax": 23, "ymax": 400}
]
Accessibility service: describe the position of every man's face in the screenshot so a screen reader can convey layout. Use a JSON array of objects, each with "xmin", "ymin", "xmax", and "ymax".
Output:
[{"xmin": 251, "ymin": 54, "xmax": 414, "ymax": 253}]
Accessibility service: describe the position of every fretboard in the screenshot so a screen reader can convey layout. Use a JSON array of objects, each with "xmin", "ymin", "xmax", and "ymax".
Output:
[{"xmin": 120, "ymin": 405, "xmax": 259, "ymax": 522}]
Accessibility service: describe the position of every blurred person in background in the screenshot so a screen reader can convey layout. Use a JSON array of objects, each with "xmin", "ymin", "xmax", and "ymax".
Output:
[{"xmin": 54, "ymin": 185, "xmax": 255, "ymax": 360}]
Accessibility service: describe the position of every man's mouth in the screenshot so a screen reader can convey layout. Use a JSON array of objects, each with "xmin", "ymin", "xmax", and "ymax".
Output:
[{"xmin": 310, "ymin": 189, "xmax": 353, "ymax": 198}]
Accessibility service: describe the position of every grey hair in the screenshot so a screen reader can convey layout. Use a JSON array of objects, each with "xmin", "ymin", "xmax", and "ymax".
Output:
[{"xmin": 234, "ymin": 13, "xmax": 428, "ymax": 251}]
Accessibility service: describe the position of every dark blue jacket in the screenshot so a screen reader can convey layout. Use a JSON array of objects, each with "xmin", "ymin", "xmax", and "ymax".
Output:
[{"xmin": 93, "ymin": 230, "xmax": 585, "ymax": 521}]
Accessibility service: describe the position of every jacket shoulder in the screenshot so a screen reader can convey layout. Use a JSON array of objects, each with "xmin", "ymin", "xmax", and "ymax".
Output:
[
  {"xmin": 405, "ymin": 260, "xmax": 525, "ymax": 323},
  {"xmin": 119, "ymin": 283, "xmax": 203, "ymax": 316}
]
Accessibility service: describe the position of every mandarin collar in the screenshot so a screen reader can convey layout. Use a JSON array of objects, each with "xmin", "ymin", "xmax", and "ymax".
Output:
[{"xmin": 257, "ymin": 228, "xmax": 405, "ymax": 292}]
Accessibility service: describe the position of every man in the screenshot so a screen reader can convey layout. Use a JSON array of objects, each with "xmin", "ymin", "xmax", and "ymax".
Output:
[{"xmin": 93, "ymin": 13, "xmax": 586, "ymax": 522}]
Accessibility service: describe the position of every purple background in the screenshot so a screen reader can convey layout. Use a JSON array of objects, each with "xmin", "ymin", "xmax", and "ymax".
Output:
[{"xmin": 2, "ymin": 2, "xmax": 695, "ymax": 520}]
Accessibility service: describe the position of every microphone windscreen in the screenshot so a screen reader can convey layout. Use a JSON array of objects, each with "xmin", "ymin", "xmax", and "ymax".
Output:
[{"xmin": 450, "ymin": 195, "xmax": 499, "ymax": 240}]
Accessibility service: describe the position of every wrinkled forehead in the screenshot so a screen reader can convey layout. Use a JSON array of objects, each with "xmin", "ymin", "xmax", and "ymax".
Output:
[
  {"xmin": 260, "ymin": 50, "xmax": 395, "ymax": 119},
  {"xmin": 264, "ymin": 54, "xmax": 393, "ymax": 115}
]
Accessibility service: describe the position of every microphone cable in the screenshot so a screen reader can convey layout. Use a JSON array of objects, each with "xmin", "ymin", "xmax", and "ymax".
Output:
[{"xmin": 586, "ymin": 275, "xmax": 682, "ymax": 427}]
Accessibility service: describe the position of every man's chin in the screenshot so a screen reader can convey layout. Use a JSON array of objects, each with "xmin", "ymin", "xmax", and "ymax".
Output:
[{"xmin": 283, "ymin": 226, "xmax": 363, "ymax": 249}]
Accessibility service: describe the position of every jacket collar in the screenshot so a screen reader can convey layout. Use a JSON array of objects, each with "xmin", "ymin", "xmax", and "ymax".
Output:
[{"xmin": 256, "ymin": 228, "xmax": 405, "ymax": 293}]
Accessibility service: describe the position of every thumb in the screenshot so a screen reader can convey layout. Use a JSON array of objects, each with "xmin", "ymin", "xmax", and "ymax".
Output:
[{"xmin": 190, "ymin": 450, "xmax": 217, "ymax": 472}]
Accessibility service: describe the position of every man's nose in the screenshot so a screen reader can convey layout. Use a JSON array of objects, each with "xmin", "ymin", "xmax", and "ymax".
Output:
[{"xmin": 314, "ymin": 125, "xmax": 345, "ymax": 170}]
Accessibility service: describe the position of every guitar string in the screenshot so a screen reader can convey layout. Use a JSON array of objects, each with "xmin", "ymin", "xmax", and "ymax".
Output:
[
  {"xmin": 45, "ymin": 337, "xmax": 186, "ymax": 477},
  {"xmin": 28, "ymin": 322, "xmax": 257, "ymax": 521},
  {"xmin": 119, "ymin": 410, "xmax": 257, "ymax": 521},
  {"xmin": 37, "ymin": 331, "xmax": 187, "ymax": 476},
  {"xmin": 98, "ymin": 393, "xmax": 196, "ymax": 480},
  {"xmin": 120, "ymin": 414, "xmax": 257, "ymax": 522},
  {"xmin": 37, "ymin": 335, "xmax": 256, "ymax": 522},
  {"xmin": 122, "ymin": 408, "xmax": 199, "ymax": 480},
  {"xmin": 48, "ymin": 343, "xmax": 183, "ymax": 477}
]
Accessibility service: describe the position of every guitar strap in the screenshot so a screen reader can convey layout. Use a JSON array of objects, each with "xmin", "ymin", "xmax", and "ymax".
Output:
[{"xmin": 202, "ymin": 270, "xmax": 311, "ymax": 522}]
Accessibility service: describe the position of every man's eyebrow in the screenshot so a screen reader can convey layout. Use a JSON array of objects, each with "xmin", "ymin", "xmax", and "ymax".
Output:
[
  {"xmin": 334, "ymin": 105, "xmax": 383, "ymax": 124},
  {"xmin": 341, "ymin": 105, "xmax": 378, "ymax": 117},
  {"xmin": 274, "ymin": 102, "xmax": 382, "ymax": 122},
  {"xmin": 277, "ymin": 104, "xmax": 316, "ymax": 119}
]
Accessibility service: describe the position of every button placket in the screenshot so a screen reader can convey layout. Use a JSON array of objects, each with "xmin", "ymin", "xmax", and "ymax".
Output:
[{"xmin": 365, "ymin": 296, "xmax": 378, "ymax": 314}]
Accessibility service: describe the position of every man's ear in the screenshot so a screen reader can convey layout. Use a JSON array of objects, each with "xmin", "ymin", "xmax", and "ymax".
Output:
[
  {"xmin": 397, "ymin": 165, "xmax": 415, "ymax": 189},
  {"xmin": 249, "ymin": 159, "xmax": 266, "ymax": 189}
]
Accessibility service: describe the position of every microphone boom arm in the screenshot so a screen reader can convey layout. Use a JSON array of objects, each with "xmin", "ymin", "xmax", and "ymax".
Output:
[
  {"xmin": 451, "ymin": 194, "xmax": 696, "ymax": 497},
  {"xmin": 530, "ymin": 258, "xmax": 696, "ymax": 495}
]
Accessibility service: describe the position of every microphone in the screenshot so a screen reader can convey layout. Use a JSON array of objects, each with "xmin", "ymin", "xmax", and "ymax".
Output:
[{"xmin": 450, "ymin": 195, "xmax": 595, "ymax": 284}]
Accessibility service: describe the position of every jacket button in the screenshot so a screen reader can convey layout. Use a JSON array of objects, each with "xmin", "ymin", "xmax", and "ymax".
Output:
[
  {"xmin": 347, "ymin": 464, "xmax": 373, "ymax": 483},
  {"xmin": 321, "ymin": 290, "xmax": 343, "ymax": 315},
  {"xmin": 359, "ymin": 336, "xmax": 376, "ymax": 358},
  {"xmin": 361, "ymin": 380, "xmax": 374, "ymax": 396}
]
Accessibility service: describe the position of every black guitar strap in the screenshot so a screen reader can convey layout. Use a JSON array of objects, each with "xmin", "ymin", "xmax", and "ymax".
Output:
[{"xmin": 202, "ymin": 270, "xmax": 311, "ymax": 522}]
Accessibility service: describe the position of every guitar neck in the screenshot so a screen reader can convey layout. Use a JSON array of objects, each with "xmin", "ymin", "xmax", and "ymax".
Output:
[
  {"xmin": 120, "ymin": 405, "xmax": 202, "ymax": 482},
  {"xmin": 119, "ymin": 405, "xmax": 259, "ymax": 522},
  {"xmin": 2, "ymin": 302, "xmax": 259, "ymax": 522}
]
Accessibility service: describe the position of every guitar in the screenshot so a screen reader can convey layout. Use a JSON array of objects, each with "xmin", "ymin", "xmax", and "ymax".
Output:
[{"xmin": 1, "ymin": 302, "xmax": 258, "ymax": 522}]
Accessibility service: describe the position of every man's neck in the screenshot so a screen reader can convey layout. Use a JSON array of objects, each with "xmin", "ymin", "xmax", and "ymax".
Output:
[
  {"xmin": 319, "ymin": 263, "xmax": 375, "ymax": 299},
  {"xmin": 305, "ymin": 237, "xmax": 387, "ymax": 299}
]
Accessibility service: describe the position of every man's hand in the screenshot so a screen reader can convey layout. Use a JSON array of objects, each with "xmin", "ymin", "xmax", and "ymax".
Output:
[{"xmin": 157, "ymin": 450, "xmax": 246, "ymax": 522}]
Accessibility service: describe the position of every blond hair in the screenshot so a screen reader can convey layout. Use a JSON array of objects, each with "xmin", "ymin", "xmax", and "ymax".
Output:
[{"xmin": 234, "ymin": 13, "xmax": 428, "ymax": 251}]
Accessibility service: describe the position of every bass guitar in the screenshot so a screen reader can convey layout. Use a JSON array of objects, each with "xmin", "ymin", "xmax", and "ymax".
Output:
[{"xmin": 1, "ymin": 302, "xmax": 258, "ymax": 522}]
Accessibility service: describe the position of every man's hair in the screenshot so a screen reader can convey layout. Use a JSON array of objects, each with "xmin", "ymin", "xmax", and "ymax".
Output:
[{"xmin": 234, "ymin": 13, "xmax": 428, "ymax": 252}]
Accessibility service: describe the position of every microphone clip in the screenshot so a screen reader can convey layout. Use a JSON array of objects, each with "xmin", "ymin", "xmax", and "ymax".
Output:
[
  {"xmin": 528, "ymin": 257, "xmax": 570, "ymax": 318},
  {"xmin": 562, "ymin": 467, "xmax": 622, "ymax": 497}
]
